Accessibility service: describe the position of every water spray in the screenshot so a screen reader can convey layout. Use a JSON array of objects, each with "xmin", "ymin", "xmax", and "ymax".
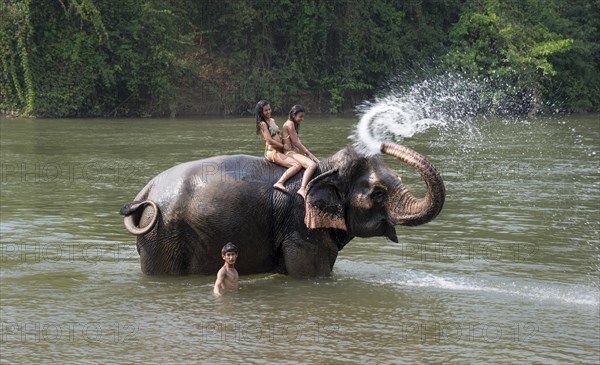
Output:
[{"xmin": 351, "ymin": 73, "xmax": 488, "ymax": 155}]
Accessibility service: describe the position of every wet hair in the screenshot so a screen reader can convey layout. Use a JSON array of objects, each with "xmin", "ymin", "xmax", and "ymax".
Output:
[
  {"xmin": 221, "ymin": 242, "xmax": 238, "ymax": 256},
  {"xmin": 255, "ymin": 100, "xmax": 270, "ymax": 135},
  {"xmin": 288, "ymin": 104, "xmax": 305, "ymax": 133}
]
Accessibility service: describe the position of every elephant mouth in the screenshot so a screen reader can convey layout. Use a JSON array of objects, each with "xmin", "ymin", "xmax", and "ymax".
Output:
[
  {"xmin": 383, "ymin": 220, "xmax": 398, "ymax": 243},
  {"xmin": 350, "ymin": 218, "xmax": 398, "ymax": 243}
]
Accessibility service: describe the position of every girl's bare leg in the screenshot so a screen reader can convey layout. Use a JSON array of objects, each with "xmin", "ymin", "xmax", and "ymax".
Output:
[
  {"xmin": 297, "ymin": 162, "xmax": 316, "ymax": 199},
  {"xmin": 273, "ymin": 153, "xmax": 301, "ymax": 193},
  {"xmin": 273, "ymin": 182, "xmax": 287, "ymax": 192},
  {"xmin": 290, "ymin": 154, "xmax": 317, "ymax": 199}
]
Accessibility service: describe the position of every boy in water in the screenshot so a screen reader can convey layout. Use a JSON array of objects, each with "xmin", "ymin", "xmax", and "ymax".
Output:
[{"xmin": 213, "ymin": 242, "xmax": 239, "ymax": 297}]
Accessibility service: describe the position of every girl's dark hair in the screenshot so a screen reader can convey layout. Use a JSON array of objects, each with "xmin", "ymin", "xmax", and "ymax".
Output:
[
  {"xmin": 288, "ymin": 104, "xmax": 305, "ymax": 133},
  {"xmin": 255, "ymin": 100, "xmax": 270, "ymax": 135}
]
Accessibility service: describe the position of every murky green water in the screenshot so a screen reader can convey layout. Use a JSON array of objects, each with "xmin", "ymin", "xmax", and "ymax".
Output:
[{"xmin": 1, "ymin": 114, "xmax": 598, "ymax": 364}]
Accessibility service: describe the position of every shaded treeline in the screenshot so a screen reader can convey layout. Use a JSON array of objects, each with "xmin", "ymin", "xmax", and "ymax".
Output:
[{"xmin": 1, "ymin": 0, "xmax": 598, "ymax": 117}]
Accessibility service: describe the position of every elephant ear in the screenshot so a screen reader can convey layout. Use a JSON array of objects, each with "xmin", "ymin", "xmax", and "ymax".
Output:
[{"xmin": 304, "ymin": 169, "xmax": 347, "ymax": 230}]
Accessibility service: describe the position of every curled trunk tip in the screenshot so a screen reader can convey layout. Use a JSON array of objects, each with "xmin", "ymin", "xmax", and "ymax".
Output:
[{"xmin": 381, "ymin": 143, "xmax": 445, "ymax": 226}]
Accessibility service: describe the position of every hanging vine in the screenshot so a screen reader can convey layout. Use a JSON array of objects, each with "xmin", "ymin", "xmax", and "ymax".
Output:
[
  {"xmin": 60, "ymin": 0, "xmax": 107, "ymax": 42},
  {"xmin": 18, "ymin": 1, "xmax": 35, "ymax": 115},
  {"xmin": 1, "ymin": 0, "xmax": 35, "ymax": 115}
]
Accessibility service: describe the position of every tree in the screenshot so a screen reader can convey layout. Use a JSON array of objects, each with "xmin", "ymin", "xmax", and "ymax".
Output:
[
  {"xmin": 446, "ymin": 0, "xmax": 573, "ymax": 115},
  {"xmin": 1, "ymin": 0, "xmax": 187, "ymax": 117},
  {"xmin": 1, "ymin": 0, "xmax": 598, "ymax": 117},
  {"xmin": 1, "ymin": 0, "xmax": 35, "ymax": 115}
]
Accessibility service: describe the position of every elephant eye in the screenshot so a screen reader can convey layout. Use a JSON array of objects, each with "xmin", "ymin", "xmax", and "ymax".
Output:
[{"xmin": 370, "ymin": 187, "xmax": 386, "ymax": 203}]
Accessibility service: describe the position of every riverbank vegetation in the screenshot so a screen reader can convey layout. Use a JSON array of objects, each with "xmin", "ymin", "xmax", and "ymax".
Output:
[{"xmin": 1, "ymin": 0, "xmax": 598, "ymax": 117}]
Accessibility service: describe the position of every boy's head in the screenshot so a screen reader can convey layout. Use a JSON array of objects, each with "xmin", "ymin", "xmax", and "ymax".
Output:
[{"xmin": 221, "ymin": 242, "xmax": 238, "ymax": 256}]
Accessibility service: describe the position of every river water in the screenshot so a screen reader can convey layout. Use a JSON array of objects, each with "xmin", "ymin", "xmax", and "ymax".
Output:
[{"xmin": 0, "ymin": 114, "xmax": 598, "ymax": 364}]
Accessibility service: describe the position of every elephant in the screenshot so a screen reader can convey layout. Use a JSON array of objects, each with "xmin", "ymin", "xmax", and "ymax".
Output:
[{"xmin": 120, "ymin": 143, "xmax": 445, "ymax": 277}]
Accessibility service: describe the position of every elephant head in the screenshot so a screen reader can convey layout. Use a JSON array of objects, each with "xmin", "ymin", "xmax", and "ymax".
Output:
[{"xmin": 304, "ymin": 142, "xmax": 445, "ymax": 243}]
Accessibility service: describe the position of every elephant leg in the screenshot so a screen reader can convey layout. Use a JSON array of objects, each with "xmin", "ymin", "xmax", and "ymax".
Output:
[
  {"xmin": 137, "ymin": 221, "xmax": 210, "ymax": 275},
  {"xmin": 282, "ymin": 233, "xmax": 338, "ymax": 278}
]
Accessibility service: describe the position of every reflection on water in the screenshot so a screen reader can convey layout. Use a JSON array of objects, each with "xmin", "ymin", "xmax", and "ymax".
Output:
[{"xmin": 1, "ymin": 115, "xmax": 598, "ymax": 363}]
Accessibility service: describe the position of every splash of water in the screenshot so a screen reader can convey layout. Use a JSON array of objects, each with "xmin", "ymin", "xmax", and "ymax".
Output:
[{"xmin": 352, "ymin": 73, "xmax": 486, "ymax": 155}]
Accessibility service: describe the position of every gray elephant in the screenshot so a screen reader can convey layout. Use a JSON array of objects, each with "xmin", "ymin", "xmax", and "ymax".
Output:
[{"xmin": 120, "ymin": 143, "xmax": 445, "ymax": 277}]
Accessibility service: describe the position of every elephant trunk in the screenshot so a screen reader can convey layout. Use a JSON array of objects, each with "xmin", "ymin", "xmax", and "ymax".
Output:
[
  {"xmin": 381, "ymin": 143, "xmax": 445, "ymax": 226},
  {"xmin": 120, "ymin": 200, "xmax": 159, "ymax": 235}
]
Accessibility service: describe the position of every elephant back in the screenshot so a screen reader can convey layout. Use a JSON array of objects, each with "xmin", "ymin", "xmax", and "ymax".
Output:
[
  {"xmin": 143, "ymin": 154, "xmax": 288, "ymax": 218},
  {"xmin": 156, "ymin": 154, "xmax": 285, "ymax": 185}
]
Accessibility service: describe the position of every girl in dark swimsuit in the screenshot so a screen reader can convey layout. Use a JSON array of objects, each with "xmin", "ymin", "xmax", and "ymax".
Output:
[{"xmin": 255, "ymin": 100, "xmax": 301, "ymax": 193}]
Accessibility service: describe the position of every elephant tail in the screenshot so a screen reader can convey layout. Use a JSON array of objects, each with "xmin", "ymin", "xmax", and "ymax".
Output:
[{"xmin": 120, "ymin": 200, "xmax": 159, "ymax": 235}]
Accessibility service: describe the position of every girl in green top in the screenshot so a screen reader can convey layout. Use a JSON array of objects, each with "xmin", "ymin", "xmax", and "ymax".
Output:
[{"xmin": 255, "ymin": 100, "xmax": 301, "ymax": 192}]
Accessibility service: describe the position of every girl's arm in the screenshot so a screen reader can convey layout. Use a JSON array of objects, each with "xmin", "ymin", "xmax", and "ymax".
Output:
[
  {"xmin": 288, "ymin": 125, "xmax": 306, "ymax": 152},
  {"xmin": 289, "ymin": 126, "xmax": 318, "ymax": 162},
  {"xmin": 259, "ymin": 122, "xmax": 284, "ymax": 150}
]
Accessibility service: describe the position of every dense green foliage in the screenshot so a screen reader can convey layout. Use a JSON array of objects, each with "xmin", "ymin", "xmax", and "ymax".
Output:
[
  {"xmin": 1, "ymin": 0, "xmax": 598, "ymax": 117},
  {"xmin": 445, "ymin": 0, "xmax": 596, "ymax": 114}
]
